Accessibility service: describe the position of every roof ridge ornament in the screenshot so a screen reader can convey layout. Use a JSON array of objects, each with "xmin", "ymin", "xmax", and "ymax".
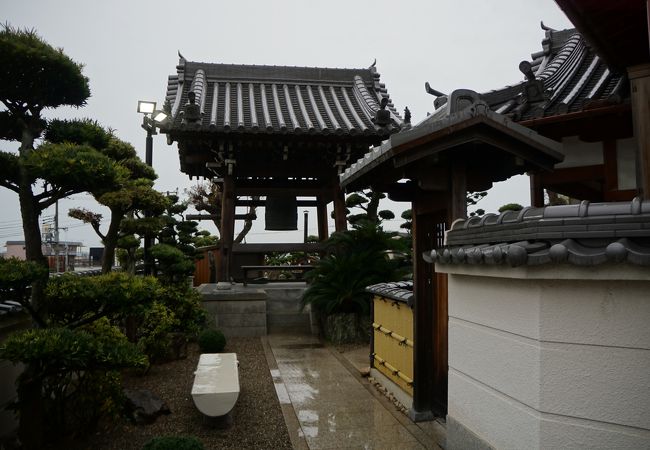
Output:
[
  {"xmin": 182, "ymin": 91, "xmax": 201, "ymax": 125},
  {"xmin": 519, "ymin": 61, "xmax": 547, "ymax": 103},
  {"xmin": 540, "ymin": 21, "xmax": 556, "ymax": 32},
  {"xmin": 425, "ymin": 82, "xmax": 448, "ymax": 109},
  {"xmin": 374, "ymin": 97, "xmax": 391, "ymax": 126}
]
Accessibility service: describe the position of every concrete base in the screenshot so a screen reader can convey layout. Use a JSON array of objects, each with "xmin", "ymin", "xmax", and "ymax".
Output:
[
  {"xmin": 408, "ymin": 407, "xmax": 435, "ymax": 423},
  {"xmin": 447, "ymin": 415, "xmax": 494, "ymax": 450},
  {"xmin": 198, "ymin": 285, "xmax": 267, "ymax": 337},
  {"xmin": 198, "ymin": 282, "xmax": 312, "ymax": 337},
  {"xmin": 263, "ymin": 284, "xmax": 311, "ymax": 334}
]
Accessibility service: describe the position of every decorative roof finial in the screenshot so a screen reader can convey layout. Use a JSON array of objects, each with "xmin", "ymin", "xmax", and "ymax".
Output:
[
  {"xmin": 519, "ymin": 61, "xmax": 546, "ymax": 103},
  {"xmin": 519, "ymin": 61, "xmax": 536, "ymax": 82},
  {"xmin": 425, "ymin": 82, "xmax": 448, "ymax": 110},
  {"xmin": 370, "ymin": 58, "xmax": 377, "ymax": 68},
  {"xmin": 404, "ymin": 107, "xmax": 411, "ymax": 124},
  {"xmin": 540, "ymin": 21, "xmax": 556, "ymax": 32},
  {"xmin": 374, "ymin": 97, "xmax": 391, "ymax": 126},
  {"xmin": 182, "ymin": 91, "xmax": 201, "ymax": 124}
]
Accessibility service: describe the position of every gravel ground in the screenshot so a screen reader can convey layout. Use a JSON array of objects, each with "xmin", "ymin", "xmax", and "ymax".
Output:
[{"xmin": 74, "ymin": 338, "xmax": 292, "ymax": 450}]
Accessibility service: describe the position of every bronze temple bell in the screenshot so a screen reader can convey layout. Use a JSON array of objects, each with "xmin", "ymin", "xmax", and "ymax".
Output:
[{"xmin": 265, "ymin": 195, "xmax": 298, "ymax": 230}]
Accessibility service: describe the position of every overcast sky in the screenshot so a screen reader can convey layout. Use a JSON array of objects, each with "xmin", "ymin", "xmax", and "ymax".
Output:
[{"xmin": 1, "ymin": 0, "xmax": 573, "ymax": 250}]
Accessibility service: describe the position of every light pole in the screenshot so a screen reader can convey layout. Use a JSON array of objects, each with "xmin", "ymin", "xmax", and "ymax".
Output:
[
  {"xmin": 137, "ymin": 101, "xmax": 168, "ymax": 275},
  {"xmin": 303, "ymin": 210, "xmax": 309, "ymax": 243}
]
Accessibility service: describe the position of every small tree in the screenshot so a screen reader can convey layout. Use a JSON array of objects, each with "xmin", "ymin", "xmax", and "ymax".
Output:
[
  {"xmin": 68, "ymin": 134, "xmax": 169, "ymax": 273},
  {"xmin": 302, "ymin": 221, "xmax": 408, "ymax": 316},
  {"xmin": 336, "ymin": 190, "xmax": 395, "ymax": 225},
  {"xmin": 151, "ymin": 194, "xmax": 200, "ymax": 284},
  {"xmin": 0, "ymin": 262, "xmax": 156, "ymax": 447},
  {"xmin": 498, "ymin": 203, "xmax": 524, "ymax": 213},
  {"xmin": 186, "ymin": 181, "xmax": 257, "ymax": 243},
  {"xmin": 0, "ymin": 27, "xmax": 123, "ymax": 313}
]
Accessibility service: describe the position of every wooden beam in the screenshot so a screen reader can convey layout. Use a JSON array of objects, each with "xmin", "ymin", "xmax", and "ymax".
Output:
[
  {"xmin": 232, "ymin": 243, "xmax": 324, "ymax": 253},
  {"xmin": 539, "ymin": 164, "xmax": 605, "ymax": 184},
  {"xmin": 235, "ymin": 199, "xmax": 319, "ymax": 207},
  {"xmin": 235, "ymin": 186, "xmax": 330, "ymax": 197}
]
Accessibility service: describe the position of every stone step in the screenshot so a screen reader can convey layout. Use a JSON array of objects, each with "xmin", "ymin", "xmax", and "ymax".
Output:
[{"xmin": 267, "ymin": 313, "xmax": 312, "ymax": 334}]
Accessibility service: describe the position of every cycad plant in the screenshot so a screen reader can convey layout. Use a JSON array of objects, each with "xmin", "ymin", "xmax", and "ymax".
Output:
[{"xmin": 302, "ymin": 220, "xmax": 409, "ymax": 315}]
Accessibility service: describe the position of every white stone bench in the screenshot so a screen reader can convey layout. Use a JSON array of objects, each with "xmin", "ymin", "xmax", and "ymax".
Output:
[{"xmin": 191, "ymin": 353, "xmax": 240, "ymax": 417}]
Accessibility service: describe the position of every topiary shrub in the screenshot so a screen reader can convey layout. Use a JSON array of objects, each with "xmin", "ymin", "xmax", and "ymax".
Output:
[
  {"xmin": 142, "ymin": 435, "xmax": 204, "ymax": 450},
  {"xmin": 197, "ymin": 328, "xmax": 226, "ymax": 353}
]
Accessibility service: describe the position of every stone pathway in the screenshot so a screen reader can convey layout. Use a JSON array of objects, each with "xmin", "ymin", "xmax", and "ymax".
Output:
[{"xmin": 262, "ymin": 333, "xmax": 445, "ymax": 450}]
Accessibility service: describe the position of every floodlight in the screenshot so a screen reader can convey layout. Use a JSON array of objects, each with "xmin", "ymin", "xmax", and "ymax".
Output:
[
  {"xmin": 137, "ymin": 100, "xmax": 156, "ymax": 114},
  {"xmin": 153, "ymin": 111, "xmax": 168, "ymax": 123}
]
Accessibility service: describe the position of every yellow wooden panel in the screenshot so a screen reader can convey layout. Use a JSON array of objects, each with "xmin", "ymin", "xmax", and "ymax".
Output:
[{"xmin": 372, "ymin": 296, "xmax": 414, "ymax": 396}]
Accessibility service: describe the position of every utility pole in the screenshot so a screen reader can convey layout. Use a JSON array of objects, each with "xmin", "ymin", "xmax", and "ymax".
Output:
[{"xmin": 54, "ymin": 200, "xmax": 60, "ymax": 273}]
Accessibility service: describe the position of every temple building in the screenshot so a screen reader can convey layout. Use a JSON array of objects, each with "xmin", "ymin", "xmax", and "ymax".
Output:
[{"xmin": 340, "ymin": 1, "xmax": 649, "ymax": 448}]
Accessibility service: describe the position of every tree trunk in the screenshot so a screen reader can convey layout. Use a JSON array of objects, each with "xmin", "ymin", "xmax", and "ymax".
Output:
[
  {"xmin": 366, "ymin": 191, "xmax": 381, "ymax": 222},
  {"xmin": 18, "ymin": 128, "xmax": 48, "ymax": 319},
  {"xmin": 15, "ymin": 108, "xmax": 48, "ymax": 450},
  {"xmin": 17, "ymin": 368, "xmax": 44, "ymax": 450},
  {"xmin": 101, "ymin": 210, "xmax": 123, "ymax": 273}
]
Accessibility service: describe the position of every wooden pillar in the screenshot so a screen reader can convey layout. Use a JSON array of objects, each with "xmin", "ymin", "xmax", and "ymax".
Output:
[
  {"xmin": 333, "ymin": 185, "xmax": 348, "ymax": 232},
  {"xmin": 218, "ymin": 174, "xmax": 235, "ymax": 282},
  {"xmin": 529, "ymin": 173, "xmax": 545, "ymax": 207},
  {"xmin": 316, "ymin": 199, "xmax": 329, "ymax": 241},
  {"xmin": 450, "ymin": 161, "xmax": 467, "ymax": 221},
  {"xmin": 410, "ymin": 190, "xmax": 448, "ymax": 421},
  {"xmin": 628, "ymin": 64, "xmax": 650, "ymax": 200}
]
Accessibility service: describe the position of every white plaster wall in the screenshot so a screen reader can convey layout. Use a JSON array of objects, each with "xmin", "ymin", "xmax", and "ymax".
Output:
[
  {"xmin": 449, "ymin": 318, "xmax": 541, "ymax": 409},
  {"xmin": 448, "ymin": 275, "xmax": 541, "ymax": 340},
  {"xmin": 450, "ymin": 368, "xmax": 650, "ymax": 450},
  {"xmin": 540, "ymin": 342, "xmax": 650, "ymax": 429},
  {"xmin": 556, "ymin": 136, "xmax": 603, "ymax": 169},
  {"xmin": 449, "ymin": 368, "xmax": 541, "ymax": 450},
  {"xmin": 444, "ymin": 268, "xmax": 650, "ymax": 449},
  {"xmin": 539, "ymin": 279, "xmax": 650, "ymax": 349}
]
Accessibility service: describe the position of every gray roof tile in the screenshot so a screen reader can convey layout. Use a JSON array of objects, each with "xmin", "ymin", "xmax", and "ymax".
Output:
[
  {"xmin": 164, "ymin": 58, "xmax": 403, "ymax": 137},
  {"xmin": 429, "ymin": 199, "xmax": 650, "ymax": 267},
  {"xmin": 482, "ymin": 26, "xmax": 626, "ymax": 121},
  {"xmin": 365, "ymin": 281, "xmax": 414, "ymax": 306}
]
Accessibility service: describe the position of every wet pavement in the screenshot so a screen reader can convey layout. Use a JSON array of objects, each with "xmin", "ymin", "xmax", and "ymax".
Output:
[{"xmin": 262, "ymin": 333, "xmax": 445, "ymax": 450}]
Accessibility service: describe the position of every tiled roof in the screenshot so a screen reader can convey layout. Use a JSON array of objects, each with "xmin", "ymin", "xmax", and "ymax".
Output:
[
  {"xmin": 164, "ymin": 56, "xmax": 403, "ymax": 136},
  {"xmin": 365, "ymin": 281, "xmax": 413, "ymax": 306},
  {"xmin": 481, "ymin": 25, "xmax": 626, "ymax": 121},
  {"xmin": 339, "ymin": 96, "xmax": 564, "ymax": 188},
  {"xmin": 425, "ymin": 198, "xmax": 650, "ymax": 267}
]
